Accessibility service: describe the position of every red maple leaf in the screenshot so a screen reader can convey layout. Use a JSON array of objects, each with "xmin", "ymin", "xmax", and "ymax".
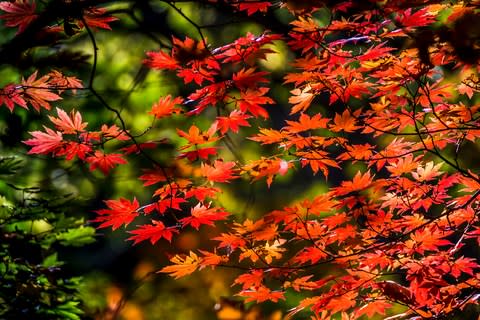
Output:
[
  {"xmin": 184, "ymin": 186, "xmax": 220, "ymax": 202},
  {"xmin": 21, "ymin": 71, "xmax": 62, "ymax": 111},
  {"xmin": 216, "ymin": 110, "xmax": 251, "ymax": 134},
  {"xmin": 178, "ymin": 147, "xmax": 217, "ymax": 161},
  {"xmin": 201, "ymin": 160, "xmax": 239, "ymax": 183},
  {"xmin": 167, "ymin": 37, "xmax": 219, "ymax": 85},
  {"xmin": 172, "ymin": 36, "xmax": 212, "ymax": 64},
  {"xmin": 396, "ymin": 7, "xmax": 436, "ymax": 28},
  {"xmin": 407, "ymin": 227, "xmax": 453, "ymax": 254},
  {"xmin": 177, "ymin": 65, "xmax": 215, "ymax": 85},
  {"xmin": 198, "ymin": 250, "xmax": 226, "ymax": 268},
  {"xmin": 0, "ymin": 0, "xmax": 37, "ymax": 34},
  {"xmin": 214, "ymin": 32, "xmax": 281, "ymax": 65},
  {"xmin": 0, "ymin": 84, "xmax": 27, "ymax": 111},
  {"xmin": 139, "ymin": 169, "xmax": 168, "ymax": 186},
  {"xmin": 358, "ymin": 42, "xmax": 395, "ymax": 62},
  {"xmin": 377, "ymin": 280, "xmax": 414, "ymax": 305},
  {"xmin": 48, "ymin": 107, "xmax": 87, "ymax": 134},
  {"xmin": 120, "ymin": 142, "xmax": 158, "ymax": 155},
  {"xmin": 81, "ymin": 7, "xmax": 118, "ymax": 30},
  {"xmin": 150, "ymin": 197, "xmax": 186, "ymax": 214},
  {"xmin": 451, "ymin": 256, "xmax": 478, "ymax": 278},
  {"xmin": 127, "ymin": 220, "xmax": 179, "ymax": 244},
  {"xmin": 237, "ymin": 1, "xmax": 272, "ymax": 16},
  {"xmin": 60, "ymin": 141, "xmax": 92, "ymax": 161},
  {"xmin": 93, "ymin": 197, "xmax": 140, "ymax": 230},
  {"xmin": 179, "ymin": 202, "xmax": 229, "ymax": 230},
  {"xmin": 46, "ymin": 70, "xmax": 83, "ymax": 93},
  {"xmin": 149, "ymin": 95, "xmax": 183, "ymax": 118},
  {"xmin": 185, "ymin": 82, "xmax": 228, "ymax": 115},
  {"xmin": 144, "ymin": 50, "xmax": 178, "ymax": 70},
  {"xmin": 85, "ymin": 151, "xmax": 127, "ymax": 175},
  {"xmin": 233, "ymin": 68, "xmax": 269, "ymax": 89},
  {"xmin": 294, "ymin": 246, "xmax": 328, "ymax": 265},
  {"xmin": 238, "ymin": 87, "xmax": 274, "ymax": 119},
  {"xmin": 23, "ymin": 127, "xmax": 64, "ymax": 155}
]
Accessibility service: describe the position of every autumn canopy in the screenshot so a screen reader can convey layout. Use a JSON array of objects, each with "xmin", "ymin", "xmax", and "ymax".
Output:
[{"xmin": 1, "ymin": 0, "xmax": 480, "ymax": 319}]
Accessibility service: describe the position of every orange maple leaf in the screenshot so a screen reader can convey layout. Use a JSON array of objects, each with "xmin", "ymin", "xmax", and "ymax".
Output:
[
  {"xmin": 289, "ymin": 85, "xmax": 315, "ymax": 114},
  {"xmin": 238, "ymin": 286, "xmax": 285, "ymax": 303},
  {"xmin": 47, "ymin": 70, "xmax": 83, "ymax": 93},
  {"xmin": 241, "ymin": 157, "xmax": 290, "ymax": 187},
  {"xmin": 234, "ymin": 270, "xmax": 264, "ymax": 290},
  {"xmin": 334, "ymin": 171, "xmax": 374, "ymax": 196},
  {"xmin": 177, "ymin": 124, "xmax": 219, "ymax": 149},
  {"xmin": 249, "ymin": 128, "xmax": 287, "ymax": 145},
  {"xmin": 160, "ymin": 251, "xmax": 200, "ymax": 279},
  {"xmin": 285, "ymin": 113, "xmax": 329, "ymax": 133},
  {"xmin": 21, "ymin": 71, "xmax": 62, "ymax": 111},
  {"xmin": 201, "ymin": 160, "xmax": 239, "ymax": 183},
  {"xmin": 355, "ymin": 300, "xmax": 392, "ymax": 318},
  {"xmin": 149, "ymin": 95, "xmax": 183, "ymax": 118},
  {"xmin": 330, "ymin": 109, "xmax": 361, "ymax": 133}
]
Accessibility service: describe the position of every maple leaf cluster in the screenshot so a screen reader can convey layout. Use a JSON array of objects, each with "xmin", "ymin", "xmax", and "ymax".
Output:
[
  {"xmin": 0, "ymin": 0, "xmax": 117, "ymax": 35},
  {"xmin": 23, "ymin": 107, "xmax": 131, "ymax": 174},
  {"xmin": 5, "ymin": 0, "xmax": 480, "ymax": 319},
  {"xmin": 0, "ymin": 70, "xmax": 81, "ymax": 112}
]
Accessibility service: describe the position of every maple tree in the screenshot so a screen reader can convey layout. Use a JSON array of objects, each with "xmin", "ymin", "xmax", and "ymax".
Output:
[{"xmin": 2, "ymin": 0, "xmax": 480, "ymax": 319}]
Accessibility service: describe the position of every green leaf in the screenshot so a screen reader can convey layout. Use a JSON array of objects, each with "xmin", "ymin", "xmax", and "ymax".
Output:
[
  {"xmin": 0, "ymin": 156, "xmax": 23, "ymax": 175},
  {"xmin": 47, "ymin": 301, "xmax": 83, "ymax": 320},
  {"xmin": 42, "ymin": 253, "xmax": 59, "ymax": 268},
  {"xmin": 0, "ymin": 195, "xmax": 13, "ymax": 219},
  {"xmin": 56, "ymin": 226, "xmax": 96, "ymax": 246}
]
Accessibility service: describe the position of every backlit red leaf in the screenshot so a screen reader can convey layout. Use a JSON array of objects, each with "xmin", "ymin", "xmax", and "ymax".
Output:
[
  {"xmin": 149, "ymin": 95, "xmax": 183, "ymax": 118},
  {"xmin": 48, "ymin": 107, "xmax": 87, "ymax": 134},
  {"xmin": 86, "ymin": 151, "xmax": 127, "ymax": 175},
  {"xmin": 23, "ymin": 127, "xmax": 64, "ymax": 155},
  {"xmin": 128, "ymin": 220, "xmax": 179, "ymax": 244},
  {"xmin": 93, "ymin": 197, "xmax": 140, "ymax": 230},
  {"xmin": 201, "ymin": 160, "xmax": 239, "ymax": 183},
  {"xmin": 180, "ymin": 202, "xmax": 229, "ymax": 230},
  {"xmin": 0, "ymin": 0, "xmax": 37, "ymax": 33}
]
